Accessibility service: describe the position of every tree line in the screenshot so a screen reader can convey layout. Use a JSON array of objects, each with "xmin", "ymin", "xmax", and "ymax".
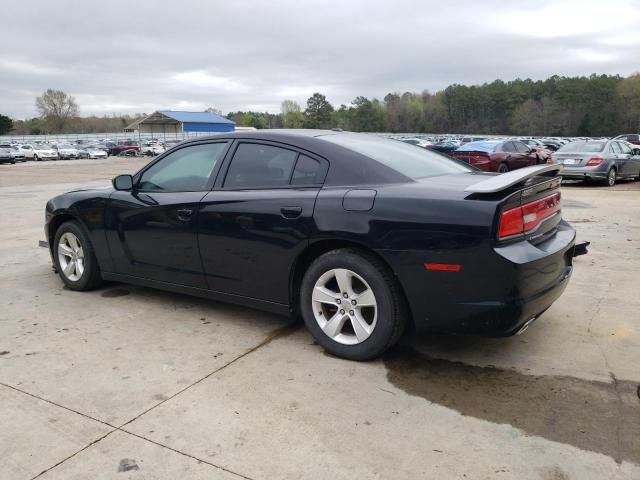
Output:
[
  {"xmin": 2, "ymin": 74, "xmax": 639, "ymax": 137},
  {"xmin": 230, "ymin": 74, "xmax": 640, "ymax": 136}
]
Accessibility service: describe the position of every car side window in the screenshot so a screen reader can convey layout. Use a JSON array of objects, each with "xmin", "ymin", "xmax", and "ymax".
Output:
[
  {"xmin": 618, "ymin": 142, "xmax": 631, "ymax": 154},
  {"xmin": 502, "ymin": 142, "xmax": 515, "ymax": 153},
  {"xmin": 224, "ymin": 143, "xmax": 297, "ymax": 189},
  {"xmin": 138, "ymin": 142, "xmax": 227, "ymax": 192},
  {"xmin": 291, "ymin": 155, "xmax": 322, "ymax": 185},
  {"xmin": 611, "ymin": 142, "xmax": 622, "ymax": 154},
  {"xmin": 514, "ymin": 141, "xmax": 529, "ymax": 153}
]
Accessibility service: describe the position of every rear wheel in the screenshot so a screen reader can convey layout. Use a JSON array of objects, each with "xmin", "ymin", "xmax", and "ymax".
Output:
[
  {"xmin": 53, "ymin": 221, "xmax": 103, "ymax": 291},
  {"xmin": 498, "ymin": 163, "xmax": 509, "ymax": 173},
  {"xmin": 300, "ymin": 249, "xmax": 406, "ymax": 361},
  {"xmin": 605, "ymin": 168, "xmax": 616, "ymax": 186}
]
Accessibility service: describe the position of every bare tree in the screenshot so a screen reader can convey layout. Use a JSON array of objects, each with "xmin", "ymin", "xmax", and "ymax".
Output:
[{"xmin": 35, "ymin": 89, "xmax": 79, "ymax": 132}]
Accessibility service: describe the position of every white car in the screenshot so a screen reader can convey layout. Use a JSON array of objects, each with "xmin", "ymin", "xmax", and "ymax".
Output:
[
  {"xmin": 82, "ymin": 146, "xmax": 108, "ymax": 159},
  {"xmin": 54, "ymin": 144, "xmax": 79, "ymax": 160},
  {"xmin": 19, "ymin": 143, "xmax": 59, "ymax": 161},
  {"xmin": 140, "ymin": 142, "xmax": 166, "ymax": 156},
  {"xmin": 0, "ymin": 143, "xmax": 27, "ymax": 162}
]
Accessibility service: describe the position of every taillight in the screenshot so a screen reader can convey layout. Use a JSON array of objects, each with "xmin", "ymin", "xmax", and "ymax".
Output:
[
  {"xmin": 498, "ymin": 192, "xmax": 561, "ymax": 239},
  {"xmin": 586, "ymin": 157, "xmax": 603, "ymax": 166}
]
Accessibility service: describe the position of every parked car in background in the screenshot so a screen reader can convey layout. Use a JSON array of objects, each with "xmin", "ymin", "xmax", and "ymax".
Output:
[
  {"xmin": 0, "ymin": 145, "xmax": 16, "ymax": 164},
  {"xmin": 460, "ymin": 136, "xmax": 486, "ymax": 145},
  {"xmin": 140, "ymin": 142, "xmax": 166, "ymax": 156},
  {"xmin": 516, "ymin": 138, "xmax": 552, "ymax": 163},
  {"xmin": 54, "ymin": 144, "xmax": 79, "ymax": 160},
  {"xmin": 451, "ymin": 140, "xmax": 538, "ymax": 173},
  {"xmin": 109, "ymin": 140, "xmax": 140, "ymax": 156},
  {"xmin": 538, "ymin": 139, "xmax": 563, "ymax": 152},
  {"xmin": 552, "ymin": 140, "xmax": 640, "ymax": 186},
  {"xmin": 0, "ymin": 144, "xmax": 26, "ymax": 162},
  {"xmin": 78, "ymin": 145, "xmax": 109, "ymax": 159},
  {"xmin": 400, "ymin": 138, "xmax": 432, "ymax": 148},
  {"xmin": 19, "ymin": 143, "xmax": 58, "ymax": 161},
  {"xmin": 428, "ymin": 140, "xmax": 460, "ymax": 155},
  {"xmin": 614, "ymin": 134, "xmax": 640, "ymax": 149}
]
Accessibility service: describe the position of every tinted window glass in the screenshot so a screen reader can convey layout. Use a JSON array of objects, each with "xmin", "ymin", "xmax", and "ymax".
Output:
[
  {"xmin": 291, "ymin": 155, "xmax": 322, "ymax": 185},
  {"xmin": 514, "ymin": 141, "xmax": 529, "ymax": 153},
  {"xmin": 138, "ymin": 142, "xmax": 227, "ymax": 191},
  {"xmin": 321, "ymin": 134, "xmax": 471, "ymax": 179},
  {"xmin": 618, "ymin": 142, "xmax": 632, "ymax": 154},
  {"xmin": 502, "ymin": 142, "xmax": 516, "ymax": 153},
  {"xmin": 224, "ymin": 143, "xmax": 297, "ymax": 188}
]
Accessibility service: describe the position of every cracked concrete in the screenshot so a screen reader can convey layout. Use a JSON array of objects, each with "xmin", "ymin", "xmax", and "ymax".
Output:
[{"xmin": 0, "ymin": 159, "xmax": 638, "ymax": 479}]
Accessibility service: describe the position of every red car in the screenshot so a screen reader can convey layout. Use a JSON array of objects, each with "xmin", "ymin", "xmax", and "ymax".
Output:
[
  {"xmin": 109, "ymin": 141, "xmax": 141, "ymax": 156},
  {"xmin": 451, "ymin": 140, "xmax": 538, "ymax": 173}
]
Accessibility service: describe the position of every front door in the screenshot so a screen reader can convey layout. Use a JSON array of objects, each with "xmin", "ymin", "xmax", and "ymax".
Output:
[
  {"xmin": 106, "ymin": 141, "xmax": 230, "ymax": 288},
  {"xmin": 198, "ymin": 141, "xmax": 327, "ymax": 304}
]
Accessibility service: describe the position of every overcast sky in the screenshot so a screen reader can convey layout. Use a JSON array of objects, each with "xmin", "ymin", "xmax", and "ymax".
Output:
[{"xmin": 2, "ymin": 0, "xmax": 639, "ymax": 119}]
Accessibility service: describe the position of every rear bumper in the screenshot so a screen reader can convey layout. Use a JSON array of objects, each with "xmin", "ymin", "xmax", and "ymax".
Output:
[
  {"xmin": 381, "ymin": 221, "xmax": 576, "ymax": 336},
  {"xmin": 559, "ymin": 166, "xmax": 607, "ymax": 180}
]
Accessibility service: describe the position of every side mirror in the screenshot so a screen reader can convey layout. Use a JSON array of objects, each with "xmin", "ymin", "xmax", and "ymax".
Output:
[
  {"xmin": 113, "ymin": 174, "xmax": 133, "ymax": 191},
  {"xmin": 633, "ymin": 148, "xmax": 640, "ymax": 156}
]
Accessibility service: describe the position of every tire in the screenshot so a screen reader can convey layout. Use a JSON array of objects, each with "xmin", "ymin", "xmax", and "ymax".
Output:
[
  {"xmin": 300, "ymin": 248, "xmax": 406, "ymax": 361},
  {"xmin": 605, "ymin": 168, "xmax": 616, "ymax": 187},
  {"xmin": 34, "ymin": 154, "xmax": 39, "ymax": 161},
  {"xmin": 53, "ymin": 221, "xmax": 103, "ymax": 291},
  {"xmin": 497, "ymin": 163, "xmax": 509, "ymax": 173}
]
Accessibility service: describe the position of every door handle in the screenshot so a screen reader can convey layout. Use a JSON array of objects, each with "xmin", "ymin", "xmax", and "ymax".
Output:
[
  {"xmin": 177, "ymin": 208, "xmax": 193, "ymax": 222},
  {"xmin": 280, "ymin": 206, "xmax": 302, "ymax": 219}
]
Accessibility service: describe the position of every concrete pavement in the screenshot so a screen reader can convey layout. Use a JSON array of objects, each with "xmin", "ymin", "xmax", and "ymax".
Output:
[{"xmin": 0, "ymin": 158, "xmax": 638, "ymax": 479}]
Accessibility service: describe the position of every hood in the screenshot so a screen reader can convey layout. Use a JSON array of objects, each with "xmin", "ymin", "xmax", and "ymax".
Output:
[{"xmin": 65, "ymin": 183, "xmax": 113, "ymax": 194}]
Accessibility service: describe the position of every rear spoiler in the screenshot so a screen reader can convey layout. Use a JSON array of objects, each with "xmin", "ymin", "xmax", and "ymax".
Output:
[{"xmin": 464, "ymin": 165, "xmax": 562, "ymax": 193}]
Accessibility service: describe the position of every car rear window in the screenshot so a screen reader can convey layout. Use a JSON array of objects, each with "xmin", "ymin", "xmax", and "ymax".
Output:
[
  {"xmin": 321, "ymin": 134, "xmax": 471, "ymax": 179},
  {"xmin": 457, "ymin": 141, "xmax": 501, "ymax": 153},
  {"xmin": 558, "ymin": 142, "xmax": 605, "ymax": 153}
]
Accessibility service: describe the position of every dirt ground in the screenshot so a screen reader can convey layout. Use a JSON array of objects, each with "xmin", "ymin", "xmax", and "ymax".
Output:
[{"xmin": 1, "ymin": 157, "xmax": 639, "ymax": 480}]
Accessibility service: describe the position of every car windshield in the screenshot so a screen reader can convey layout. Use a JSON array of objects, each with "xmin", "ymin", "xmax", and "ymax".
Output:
[
  {"xmin": 59, "ymin": 144, "xmax": 74, "ymax": 149},
  {"xmin": 321, "ymin": 134, "xmax": 471, "ymax": 179},
  {"xmin": 558, "ymin": 142, "xmax": 606, "ymax": 153}
]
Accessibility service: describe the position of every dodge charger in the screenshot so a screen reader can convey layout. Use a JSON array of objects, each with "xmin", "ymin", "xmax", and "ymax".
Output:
[{"xmin": 44, "ymin": 130, "xmax": 576, "ymax": 360}]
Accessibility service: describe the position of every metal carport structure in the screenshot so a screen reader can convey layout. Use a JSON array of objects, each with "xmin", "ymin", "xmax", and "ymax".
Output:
[{"xmin": 125, "ymin": 110, "xmax": 235, "ymax": 140}]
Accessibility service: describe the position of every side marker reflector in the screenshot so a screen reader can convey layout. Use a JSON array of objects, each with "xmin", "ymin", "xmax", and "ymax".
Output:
[{"xmin": 424, "ymin": 263, "xmax": 461, "ymax": 272}]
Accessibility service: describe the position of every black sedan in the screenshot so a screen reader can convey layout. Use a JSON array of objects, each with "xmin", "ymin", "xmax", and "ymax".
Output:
[{"xmin": 44, "ymin": 130, "xmax": 576, "ymax": 360}]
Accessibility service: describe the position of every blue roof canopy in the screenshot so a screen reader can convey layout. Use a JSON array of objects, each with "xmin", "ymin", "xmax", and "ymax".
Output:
[{"xmin": 158, "ymin": 110, "xmax": 235, "ymax": 125}]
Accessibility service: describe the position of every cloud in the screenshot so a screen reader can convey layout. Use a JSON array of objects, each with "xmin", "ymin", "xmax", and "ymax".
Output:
[{"xmin": 1, "ymin": 0, "xmax": 639, "ymax": 119}]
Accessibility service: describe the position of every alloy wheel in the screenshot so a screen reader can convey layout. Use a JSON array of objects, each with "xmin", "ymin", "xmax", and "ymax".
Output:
[
  {"xmin": 607, "ymin": 169, "xmax": 616, "ymax": 186},
  {"xmin": 311, "ymin": 268, "xmax": 377, "ymax": 345},
  {"xmin": 57, "ymin": 232, "xmax": 85, "ymax": 281}
]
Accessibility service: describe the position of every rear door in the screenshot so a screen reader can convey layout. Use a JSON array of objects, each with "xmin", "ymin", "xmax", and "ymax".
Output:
[
  {"xmin": 106, "ymin": 141, "xmax": 229, "ymax": 288},
  {"xmin": 198, "ymin": 141, "xmax": 327, "ymax": 303},
  {"xmin": 502, "ymin": 141, "xmax": 526, "ymax": 169},
  {"xmin": 616, "ymin": 142, "xmax": 635, "ymax": 176},
  {"xmin": 610, "ymin": 142, "xmax": 629, "ymax": 175}
]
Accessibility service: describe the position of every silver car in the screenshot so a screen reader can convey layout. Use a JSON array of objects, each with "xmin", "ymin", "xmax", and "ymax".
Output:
[{"xmin": 552, "ymin": 140, "xmax": 640, "ymax": 186}]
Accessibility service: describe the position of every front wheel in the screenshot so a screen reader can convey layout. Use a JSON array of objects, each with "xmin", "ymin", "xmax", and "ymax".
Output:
[
  {"xmin": 300, "ymin": 249, "xmax": 406, "ymax": 361},
  {"xmin": 53, "ymin": 221, "xmax": 103, "ymax": 291}
]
